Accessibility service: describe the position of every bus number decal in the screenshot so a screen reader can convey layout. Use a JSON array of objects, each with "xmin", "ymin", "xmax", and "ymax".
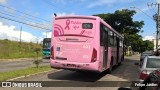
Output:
[
  {"xmin": 56, "ymin": 52, "xmax": 62, "ymax": 56},
  {"xmin": 83, "ymin": 55, "xmax": 89, "ymax": 58},
  {"xmin": 83, "ymin": 45, "xmax": 90, "ymax": 49}
]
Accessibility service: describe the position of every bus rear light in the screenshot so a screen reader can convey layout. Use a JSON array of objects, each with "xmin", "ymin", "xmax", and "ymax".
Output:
[
  {"xmin": 91, "ymin": 48, "xmax": 97, "ymax": 62},
  {"xmin": 50, "ymin": 46, "xmax": 54, "ymax": 59}
]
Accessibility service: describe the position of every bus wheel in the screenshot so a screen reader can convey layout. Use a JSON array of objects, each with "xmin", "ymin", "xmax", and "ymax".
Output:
[
  {"xmin": 118, "ymin": 62, "xmax": 121, "ymax": 66},
  {"xmin": 76, "ymin": 70, "xmax": 83, "ymax": 73},
  {"xmin": 118, "ymin": 57, "xmax": 123, "ymax": 66},
  {"xmin": 108, "ymin": 60, "xmax": 113, "ymax": 74}
]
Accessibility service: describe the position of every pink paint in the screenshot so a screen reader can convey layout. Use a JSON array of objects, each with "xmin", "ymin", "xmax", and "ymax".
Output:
[
  {"xmin": 65, "ymin": 19, "xmax": 70, "ymax": 30},
  {"xmin": 80, "ymin": 30, "xmax": 85, "ymax": 35},
  {"xmin": 54, "ymin": 24, "xmax": 64, "ymax": 36},
  {"xmin": 71, "ymin": 21, "xmax": 82, "ymax": 24},
  {"xmin": 54, "ymin": 30, "xmax": 59, "ymax": 36},
  {"xmin": 51, "ymin": 16, "xmax": 123, "ymax": 73},
  {"xmin": 73, "ymin": 25, "xmax": 79, "ymax": 30}
]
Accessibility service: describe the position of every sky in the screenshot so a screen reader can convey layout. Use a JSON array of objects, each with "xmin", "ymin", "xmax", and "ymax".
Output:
[{"xmin": 0, "ymin": 0, "xmax": 159, "ymax": 43}]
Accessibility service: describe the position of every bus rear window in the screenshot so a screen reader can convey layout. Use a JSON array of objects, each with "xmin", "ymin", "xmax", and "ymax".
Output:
[
  {"xmin": 53, "ymin": 18, "xmax": 95, "ymax": 37},
  {"xmin": 82, "ymin": 23, "xmax": 93, "ymax": 29}
]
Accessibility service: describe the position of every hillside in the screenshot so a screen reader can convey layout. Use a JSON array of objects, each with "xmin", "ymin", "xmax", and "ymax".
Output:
[{"xmin": 0, "ymin": 39, "xmax": 42, "ymax": 59}]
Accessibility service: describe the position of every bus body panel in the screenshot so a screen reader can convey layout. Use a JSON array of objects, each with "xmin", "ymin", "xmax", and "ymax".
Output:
[
  {"xmin": 50, "ymin": 16, "xmax": 102, "ymax": 72},
  {"xmin": 50, "ymin": 60, "xmax": 99, "ymax": 71},
  {"xmin": 50, "ymin": 16, "xmax": 124, "ymax": 72},
  {"xmin": 99, "ymin": 19, "xmax": 123, "ymax": 70},
  {"xmin": 42, "ymin": 38, "xmax": 51, "ymax": 58},
  {"xmin": 53, "ymin": 41, "xmax": 94, "ymax": 63}
]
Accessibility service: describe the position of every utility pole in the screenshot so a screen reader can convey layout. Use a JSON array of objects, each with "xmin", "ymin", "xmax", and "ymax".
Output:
[
  {"xmin": 20, "ymin": 26, "xmax": 22, "ymax": 45},
  {"xmin": 148, "ymin": 3, "xmax": 160, "ymax": 49},
  {"xmin": 158, "ymin": 3, "xmax": 160, "ymax": 49}
]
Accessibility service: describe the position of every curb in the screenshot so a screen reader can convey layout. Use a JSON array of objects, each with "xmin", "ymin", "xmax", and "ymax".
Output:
[
  {"xmin": 6, "ymin": 69, "xmax": 59, "ymax": 81},
  {"xmin": 0, "ymin": 57, "xmax": 43, "ymax": 62}
]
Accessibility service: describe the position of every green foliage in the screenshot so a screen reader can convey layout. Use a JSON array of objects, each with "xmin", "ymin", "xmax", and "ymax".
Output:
[
  {"xmin": 144, "ymin": 40, "xmax": 154, "ymax": 51},
  {"xmin": 33, "ymin": 60, "xmax": 40, "ymax": 68},
  {"xmin": 127, "ymin": 36, "xmax": 154, "ymax": 53},
  {"xmin": 0, "ymin": 40, "xmax": 42, "ymax": 59},
  {"xmin": 0, "ymin": 65, "xmax": 51, "ymax": 81},
  {"xmin": 141, "ymin": 40, "xmax": 154, "ymax": 52},
  {"xmin": 94, "ymin": 9, "xmax": 144, "ymax": 34},
  {"xmin": 33, "ymin": 46, "xmax": 42, "ymax": 68},
  {"xmin": 94, "ymin": 9, "xmax": 154, "ymax": 53}
]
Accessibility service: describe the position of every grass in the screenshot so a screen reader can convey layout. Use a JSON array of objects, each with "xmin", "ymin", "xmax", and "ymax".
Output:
[
  {"xmin": 0, "ymin": 39, "xmax": 42, "ymax": 59},
  {"xmin": 0, "ymin": 65, "xmax": 52, "ymax": 81}
]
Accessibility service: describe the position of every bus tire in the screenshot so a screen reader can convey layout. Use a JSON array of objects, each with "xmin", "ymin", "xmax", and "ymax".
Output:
[
  {"xmin": 121, "ymin": 54, "xmax": 124, "ymax": 61},
  {"xmin": 118, "ymin": 62, "xmax": 121, "ymax": 66},
  {"xmin": 108, "ymin": 59, "xmax": 113, "ymax": 74},
  {"xmin": 118, "ymin": 57, "xmax": 122, "ymax": 66}
]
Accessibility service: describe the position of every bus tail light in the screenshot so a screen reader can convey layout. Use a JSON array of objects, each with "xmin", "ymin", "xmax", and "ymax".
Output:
[
  {"xmin": 50, "ymin": 46, "xmax": 54, "ymax": 59},
  {"xmin": 91, "ymin": 48, "xmax": 97, "ymax": 62}
]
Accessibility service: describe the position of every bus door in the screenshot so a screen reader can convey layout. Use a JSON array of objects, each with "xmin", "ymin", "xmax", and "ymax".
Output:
[{"xmin": 103, "ymin": 30, "xmax": 108, "ymax": 69}]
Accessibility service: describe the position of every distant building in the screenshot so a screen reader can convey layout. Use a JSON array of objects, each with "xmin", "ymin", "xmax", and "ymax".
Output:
[{"xmin": 152, "ymin": 39, "xmax": 160, "ymax": 51}]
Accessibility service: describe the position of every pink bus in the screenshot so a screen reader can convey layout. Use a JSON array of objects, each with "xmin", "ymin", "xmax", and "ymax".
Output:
[{"xmin": 50, "ymin": 16, "xmax": 124, "ymax": 73}]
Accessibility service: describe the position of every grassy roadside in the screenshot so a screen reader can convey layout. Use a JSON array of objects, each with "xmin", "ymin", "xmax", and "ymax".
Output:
[
  {"xmin": 0, "ymin": 57, "xmax": 43, "ymax": 61},
  {"xmin": 0, "ymin": 65, "xmax": 52, "ymax": 81},
  {"xmin": 0, "ymin": 39, "xmax": 42, "ymax": 59}
]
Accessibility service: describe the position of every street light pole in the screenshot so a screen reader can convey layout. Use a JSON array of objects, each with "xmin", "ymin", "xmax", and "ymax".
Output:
[
  {"xmin": 130, "ymin": 6, "xmax": 159, "ymax": 50},
  {"xmin": 148, "ymin": 3, "xmax": 160, "ymax": 49},
  {"xmin": 157, "ymin": 4, "xmax": 160, "ymax": 49}
]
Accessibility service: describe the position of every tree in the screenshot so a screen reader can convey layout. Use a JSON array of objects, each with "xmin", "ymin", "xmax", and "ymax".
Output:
[
  {"xmin": 94, "ymin": 9, "xmax": 147, "ymax": 52},
  {"xmin": 94, "ymin": 9, "xmax": 144, "ymax": 34},
  {"xmin": 33, "ymin": 46, "xmax": 41, "ymax": 68}
]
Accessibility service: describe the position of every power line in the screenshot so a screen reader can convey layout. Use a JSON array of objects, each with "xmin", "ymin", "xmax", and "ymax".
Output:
[
  {"xmin": 43, "ymin": 0, "xmax": 70, "ymax": 13},
  {"xmin": 130, "ymin": 6, "xmax": 154, "ymax": 21},
  {"xmin": 0, "ymin": 4, "xmax": 51, "ymax": 23},
  {"xmin": 0, "ymin": 15, "xmax": 51, "ymax": 30},
  {"xmin": 0, "ymin": 10, "xmax": 51, "ymax": 28},
  {"xmin": 147, "ymin": 3, "xmax": 157, "ymax": 13}
]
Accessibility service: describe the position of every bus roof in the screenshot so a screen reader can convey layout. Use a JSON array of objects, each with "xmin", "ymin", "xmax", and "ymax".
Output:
[
  {"xmin": 54, "ymin": 15, "xmax": 124, "ymax": 39},
  {"xmin": 55, "ymin": 15, "xmax": 98, "ymax": 20}
]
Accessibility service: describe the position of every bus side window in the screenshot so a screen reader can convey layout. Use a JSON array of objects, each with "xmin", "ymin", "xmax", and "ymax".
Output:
[
  {"xmin": 100, "ymin": 23, "xmax": 104, "ymax": 46},
  {"xmin": 119, "ymin": 40, "xmax": 121, "ymax": 47},
  {"xmin": 120, "ymin": 39, "xmax": 123, "ymax": 48},
  {"xmin": 108, "ymin": 31, "xmax": 114, "ymax": 47},
  {"xmin": 114, "ymin": 34, "xmax": 117, "ymax": 46}
]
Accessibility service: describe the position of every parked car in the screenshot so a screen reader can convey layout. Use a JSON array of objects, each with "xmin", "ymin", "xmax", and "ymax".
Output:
[
  {"xmin": 139, "ymin": 56, "xmax": 160, "ymax": 81},
  {"xmin": 154, "ymin": 48, "xmax": 160, "ymax": 56},
  {"xmin": 139, "ymin": 70, "xmax": 160, "ymax": 90},
  {"xmin": 140, "ymin": 51, "xmax": 153, "ymax": 63},
  {"xmin": 118, "ymin": 70, "xmax": 160, "ymax": 90}
]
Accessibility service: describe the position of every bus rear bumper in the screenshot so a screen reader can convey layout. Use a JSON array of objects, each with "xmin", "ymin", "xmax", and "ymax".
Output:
[{"xmin": 50, "ymin": 59, "xmax": 100, "ymax": 72}]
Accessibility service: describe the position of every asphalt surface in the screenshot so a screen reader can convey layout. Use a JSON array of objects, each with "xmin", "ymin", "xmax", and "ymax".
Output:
[
  {"xmin": 0, "ymin": 55, "xmax": 140, "ymax": 90},
  {"xmin": 0, "ymin": 59, "xmax": 50, "ymax": 72}
]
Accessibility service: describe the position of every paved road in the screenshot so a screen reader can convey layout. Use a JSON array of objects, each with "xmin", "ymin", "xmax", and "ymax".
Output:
[
  {"xmin": 0, "ymin": 59, "xmax": 50, "ymax": 72},
  {"xmin": 0, "ymin": 55, "xmax": 140, "ymax": 90}
]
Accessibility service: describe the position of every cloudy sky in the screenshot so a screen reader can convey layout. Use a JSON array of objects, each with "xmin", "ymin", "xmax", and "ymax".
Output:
[{"xmin": 0, "ymin": 0, "xmax": 159, "ymax": 42}]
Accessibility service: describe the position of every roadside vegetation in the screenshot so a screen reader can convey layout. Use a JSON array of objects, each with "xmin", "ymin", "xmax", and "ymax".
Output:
[
  {"xmin": 0, "ymin": 65, "xmax": 52, "ymax": 81},
  {"xmin": 95, "ymin": 9, "xmax": 154, "ymax": 54},
  {"xmin": 0, "ymin": 39, "xmax": 42, "ymax": 59}
]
